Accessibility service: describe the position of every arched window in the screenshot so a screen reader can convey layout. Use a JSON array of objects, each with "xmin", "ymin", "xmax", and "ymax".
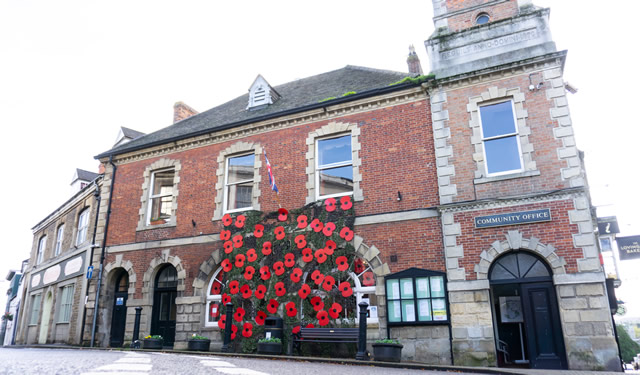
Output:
[
  {"xmin": 156, "ymin": 265, "xmax": 178, "ymax": 288},
  {"xmin": 76, "ymin": 208, "xmax": 90, "ymax": 245},
  {"xmin": 489, "ymin": 251, "xmax": 551, "ymax": 282},
  {"xmin": 476, "ymin": 12, "xmax": 490, "ymax": 25},
  {"xmin": 116, "ymin": 272, "xmax": 129, "ymax": 293},
  {"xmin": 205, "ymin": 267, "xmax": 226, "ymax": 327}
]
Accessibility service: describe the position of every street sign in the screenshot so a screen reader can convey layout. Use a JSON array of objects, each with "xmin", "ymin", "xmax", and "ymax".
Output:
[{"xmin": 87, "ymin": 265, "xmax": 94, "ymax": 279}]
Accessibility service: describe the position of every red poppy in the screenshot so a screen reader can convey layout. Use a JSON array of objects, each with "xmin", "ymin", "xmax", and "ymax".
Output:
[
  {"xmin": 233, "ymin": 307, "xmax": 245, "ymax": 322},
  {"xmin": 210, "ymin": 302, "xmax": 220, "ymax": 319},
  {"xmin": 297, "ymin": 215, "xmax": 308, "ymax": 229},
  {"xmin": 311, "ymin": 270, "xmax": 324, "ymax": 285},
  {"xmin": 223, "ymin": 241, "xmax": 234, "ymax": 254},
  {"xmin": 292, "ymin": 325, "xmax": 301, "ymax": 334},
  {"xmin": 284, "ymin": 253, "xmax": 295, "ymax": 268},
  {"xmin": 310, "ymin": 296, "xmax": 324, "ymax": 312},
  {"xmin": 211, "ymin": 282, "xmax": 222, "ymax": 295},
  {"xmin": 242, "ymin": 322, "xmax": 253, "ymax": 338},
  {"xmin": 234, "ymin": 215, "xmax": 245, "ymax": 228},
  {"xmin": 240, "ymin": 284, "xmax": 252, "ymax": 299},
  {"xmin": 322, "ymin": 275, "xmax": 336, "ymax": 292},
  {"xmin": 362, "ymin": 271, "xmax": 375, "ymax": 286},
  {"xmin": 336, "ymin": 256, "xmax": 349, "ymax": 271},
  {"xmin": 354, "ymin": 258, "xmax": 365, "ymax": 274},
  {"xmin": 222, "ymin": 214, "xmax": 233, "ymax": 227},
  {"xmin": 233, "ymin": 234, "xmax": 243, "ymax": 248},
  {"xmin": 267, "ymin": 299, "xmax": 279, "ymax": 314},
  {"xmin": 298, "ymin": 284, "xmax": 311, "ymax": 299},
  {"xmin": 274, "ymin": 226, "xmax": 285, "ymax": 240},
  {"xmin": 290, "ymin": 267, "xmax": 303, "ymax": 283},
  {"xmin": 305, "ymin": 323, "xmax": 315, "ymax": 328},
  {"xmin": 315, "ymin": 248, "xmax": 327, "ymax": 264},
  {"xmin": 339, "ymin": 227, "xmax": 354, "ymax": 242},
  {"xmin": 340, "ymin": 196, "xmax": 352, "ymax": 210},
  {"xmin": 255, "ymin": 285, "xmax": 267, "ymax": 299},
  {"xmin": 339, "ymin": 281, "xmax": 353, "ymax": 297},
  {"xmin": 220, "ymin": 229, "xmax": 231, "ymax": 241},
  {"xmin": 217, "ymin": 314, "xmax": 227, "ymax": 329},
  {"xmin": 254, "ymin": 224, "xmax": 264, "ymax": 238},
  {"xmin": 262, "ymin": 242, "xmax": 272, "ymax": 256},
  {"xmin": 271, "ymin": 261, "xmax": 283, "ymax": 276},
  {"xmin": 285, "ymin": 301, "xmax": 297, "ymax": 317},
  {"xmin": 323, "ymin": 222, "xmax": 336, "ymax": 237},
  {"xmin": 222, "ymin": 293, "xmax": 231, "ymax": 305},
  {"xmin": 301, "ymin": 248, "xmax": 313, "ymax": 263},
  {"xmin": 235, "ymin": 254, "xmax": 246, "ymax": 268},
  {"xmin": 324, "ymin": 240, "xmax": 336, "ymax": 255},
  {"xmin": 229, "ymin": 280, "xmax": 239, "ymax": 295},
  {"xmin": 221, "ymin": 259, "xmax": 232, "ymax": 272},
  {"xmin": 247, "ymin": 248, "xmax": 257, "ymax": 262},
  {"xmin": 259, "ymin": 266, "xmax": 271, "ymax": 281},
  {"xmin": 243, "ymin": 266, "xmax": 255, "ymax": 281},
  {"xmin": 328, "ymin": 302, "xmax": 343, "ymax": 319},
  {"xmin": 278, "ymin": 208, "xmax": 289, "ymax": 221},
  {"xmin": 294, "ymin": 234, "xmax": 307, "ymax": 249},
  {"xmin": 275, "ymin": 281, "xmax": 287, "ymax": 297},
  {"xmin": 317, "ymin": 310, "xmax": 329, "ymax": 326},
  {"xmin": 324, "ymin": 197, "xmax": 336, "ymax": 212},
  {"xmin": 230, "ymin": 324, "xmax": 238, "ymax": 340},
  {"xmin": 310, "ymin": 219, "xmax": 323, "ymax": 233},
  {"xmin": 255, "ymin": 310, "xmax": 267, "ymax": 325}
]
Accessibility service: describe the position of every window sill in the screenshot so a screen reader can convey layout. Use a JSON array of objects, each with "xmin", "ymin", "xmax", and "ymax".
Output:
[
  {"xmin": 212, "ymin": 209, "xmax": 259, "ymax": 222},
  {"xmin": 474, "ymin": 169, "xmax": 540, "ymax": 185},
  {"xmin": 136, "ymin": 221, "xmax": 177, "ymax": 232}
]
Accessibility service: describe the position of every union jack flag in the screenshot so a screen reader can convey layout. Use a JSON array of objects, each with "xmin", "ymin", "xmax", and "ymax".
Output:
[{"xmin": 264, "ymin": 149, "xmax": 278, "ymax": 193}]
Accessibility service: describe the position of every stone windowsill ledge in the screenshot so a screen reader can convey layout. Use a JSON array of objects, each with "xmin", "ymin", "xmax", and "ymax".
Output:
[{"xmin": 474, "ymin": 169, "xmax": 540, "ymax": 185}]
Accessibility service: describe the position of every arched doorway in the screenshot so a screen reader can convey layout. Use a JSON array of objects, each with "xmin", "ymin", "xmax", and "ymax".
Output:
[
  {"xmin": 490, "ymin": 251, "xmax": 567, "ymax": 370},
  {"xmin": 38, "ymin": 291, "xmax": 53, "ymax": 344},
  {"xmin": 151, "ymin": 264, "xmax": 177, "ymax": 347},
  {"xmin": 109, "ymin": 270, "xmax": 129, "ymax": 347}
]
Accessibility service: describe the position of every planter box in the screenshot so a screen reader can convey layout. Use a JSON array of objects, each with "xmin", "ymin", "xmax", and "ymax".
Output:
[
  {"xmin": 372, "ymin": 343, "xmax": 403, "ymax": 362},
  {"xmin": 188, "ymin": 339, "xmax": 211, "ymax": 351},
  {"xmin": 143, "ymin": 338, "xmax": 163, "ymax": 350},
  {"xmin": 257, "ymin": 342, "xmax": 282, "ymax": 355}
]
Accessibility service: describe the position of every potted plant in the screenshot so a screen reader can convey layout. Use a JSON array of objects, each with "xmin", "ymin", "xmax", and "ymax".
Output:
[
  {"xmin": 143, "ymin": 335, "xmax": 163, "ymax": 349},
  {"xmin": 372, "ymin": 339, "xmax": 403, "ymax": 362},
  {"xmin": 257, "ymin": 337, "xmax": 282, "ymax": 355},
  {"xmin": 1, "ymin": 312, "xmax": 13, "ymax": 321},
  {"xmin": 188, "ymin": 334, "xmax": 211, "ymax": 351}
]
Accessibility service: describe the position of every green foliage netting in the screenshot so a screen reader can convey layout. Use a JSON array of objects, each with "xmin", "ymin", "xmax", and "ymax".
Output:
[{"xmin": 617, "ymin": 324, "xmax": 640, "ymax": 363}]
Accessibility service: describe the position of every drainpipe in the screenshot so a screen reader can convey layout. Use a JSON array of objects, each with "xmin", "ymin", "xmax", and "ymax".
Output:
[
  {"xmin": 90, "ymin": 156, "xmax": 116, "ymax": 347},
  {"xmin": 79, "ymin": 180, "xmax": 101, "ymax": 345}
]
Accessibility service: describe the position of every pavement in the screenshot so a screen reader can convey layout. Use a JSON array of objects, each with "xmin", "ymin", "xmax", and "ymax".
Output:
[{"xmin": 4, "ymin": 344, "xmax": 633, "ymax": 375}]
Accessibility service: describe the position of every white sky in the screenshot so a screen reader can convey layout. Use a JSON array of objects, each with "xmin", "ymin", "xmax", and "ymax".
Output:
[{"xmin": 1, "ymin": 1, "xmax": 639, "ymax": 319}]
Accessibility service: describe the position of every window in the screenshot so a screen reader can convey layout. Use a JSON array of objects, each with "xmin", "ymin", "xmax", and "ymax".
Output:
[
  {"xmin": 600, "ymin": 237, "xmax": 613, "ymax": 252},
  {"xmin": 385, "ymin": 269, "xmax": 448, "ymax": 325},
  {"xmin": 147, "ymin": 170, "xmax": 175, "ymax": 225},
  {"xmin": 36, "ymin": 236, "xmax": 46, "ymax": 265},
  {"xmin": 351, "ymin": 258, "xmax": 379, "ymax": 324},
  {"xmin": 205, "ymin": 267, "xmax": 226, "ymax": 327},
  {"xmin": 54, "ymin": 224, "xmax": 64, "ymax": 256},
  {"xmin": 316, "ymin": 134, "xmax": 353, "ymax": 199},
  {"xmin": 479, "ymin": 101, "xmax": 523, "ymax": 176},
  {"xmin": 30, "ymin": 294, "xmax": 42, "ymax": 325},
  {"xmin": 76, "ymin": 209, "xmax": 89, "ymax": 245},
  {"xmin": 57, "ymin": 284, "xmax": 75, "ymax": 323},
  {"xmin": 476, "ymin": 12, "xmax": 490, "ymax": 25},
  {"xmin": 224, "ymin": 154, "xmax": 255, "ymax": 212}
]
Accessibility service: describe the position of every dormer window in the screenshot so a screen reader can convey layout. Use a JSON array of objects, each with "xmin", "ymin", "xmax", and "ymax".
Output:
[{"xmin": 247, "ymin": 75, "xmax": 280, "ymax": 110}]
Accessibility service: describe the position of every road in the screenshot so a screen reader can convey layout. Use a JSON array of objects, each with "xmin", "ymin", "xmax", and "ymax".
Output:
[{"xmin": 0, "ymin": 347, "xmax": 493, "ymax": 375}]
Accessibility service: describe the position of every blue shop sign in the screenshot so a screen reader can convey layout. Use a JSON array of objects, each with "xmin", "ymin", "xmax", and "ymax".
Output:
[{"xmin": 474, "ymin": 209, "xmax": 551, "ymax": 228}]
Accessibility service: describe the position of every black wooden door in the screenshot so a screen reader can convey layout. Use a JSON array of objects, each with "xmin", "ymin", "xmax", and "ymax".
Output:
[
  {"xmin": 151, "ymin": 289, "xmax": 176, "ymax": 347},
  {"xmin": 109, "ymin": 291, "xmax": 128, "ymax": 347},
  {"xmin": 520, "ymin": 282, "xmax": 567, "ymax": 369}
]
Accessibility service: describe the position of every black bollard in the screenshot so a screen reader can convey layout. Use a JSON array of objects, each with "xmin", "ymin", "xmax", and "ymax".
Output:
[
  {"xmin": 355, "ymin": 301, "xmax": 369, "ymax": 360},
  {"xmin": 220, "ymin": 302, "xmax": 234, "ymax": 353},
  {"xmin": 131, "ymin": 307, "xmax": 143, "ymax": 349}
]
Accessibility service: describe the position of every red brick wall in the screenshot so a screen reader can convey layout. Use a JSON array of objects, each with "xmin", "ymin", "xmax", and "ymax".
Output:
[{"xmin": 446, "ymin": 0, "xmax": 519, "ymax": 33}]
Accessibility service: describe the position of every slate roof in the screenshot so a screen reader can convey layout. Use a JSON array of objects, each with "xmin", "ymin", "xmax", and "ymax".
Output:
[
  {"xmin": 75, "ymin": 168, "xmax": 100, "ymax": 182},
  {"xmin": 96, "ymin": 65, "xmax": 412, "ymax": 159},
  {"xmin": 121, "ymin": 126, "xmax": 146, "ymax": 140}
]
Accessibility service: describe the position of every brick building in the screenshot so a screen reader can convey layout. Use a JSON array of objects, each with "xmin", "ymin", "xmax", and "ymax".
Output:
[{"xmin": 74, "ymin": 0, "xmax": 618, "ymax": 371}]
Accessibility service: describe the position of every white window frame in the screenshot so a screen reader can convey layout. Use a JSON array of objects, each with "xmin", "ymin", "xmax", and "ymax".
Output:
[
  {"xmin": 29, "ymin": 293, "xmax": 41, "ymax": 325},
  {"xmin": 36, "ymin": 236, "xmax": 46, "ymax": 265},
  {"xmin": 223, "ymin": 153, "xmax": 255, "ymax": 214},
  {"xmin": 315, "ymin": 133, "xmax": 354, "ymax": 200},
  {"xmin": 350, "ymin": 271, "xmax": 378, "ymax": 325},
  {"xmin": 205, "ymin": 267, "xmax": 225, "ymax": 327},
  {"xmin": 54, "ymin": 224, "xmax": 64, "ymax": 257},
  {"xmin": 146, "ymin": 168, "xmax": 175, "ymax": 225},
  {"xmin": 76, "ymin": 209, "xmax": 89, "ymax": 246},
  {"xmin": 57, "ymin": 284, "xmax": 75, "ymax": 323},
  {"xmin": 478, "ymin": 100, "xmax": 524, "ymax": 177}
]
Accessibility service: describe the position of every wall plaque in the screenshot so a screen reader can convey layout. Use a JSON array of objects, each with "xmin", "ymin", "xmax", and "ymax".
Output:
[{"xmin": 474, "ymin": 209, "xmax": 551, "ymax": 228}]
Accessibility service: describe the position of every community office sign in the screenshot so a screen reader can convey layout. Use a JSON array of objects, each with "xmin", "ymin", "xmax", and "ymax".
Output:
[
  {"xmin": 474, "ymin": 209, "xmax": 551, "ymax": 228},
  {"xmin": 616, "ymin": 236, "xmax": 640, "ymax": 261}
]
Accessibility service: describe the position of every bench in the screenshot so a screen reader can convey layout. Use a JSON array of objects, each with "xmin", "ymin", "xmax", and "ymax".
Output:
[{"xmin": 291, "ymin": 327, "xmax": 360, "ymax": 356}]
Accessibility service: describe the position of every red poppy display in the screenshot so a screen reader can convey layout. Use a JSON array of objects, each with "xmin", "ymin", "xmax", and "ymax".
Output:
[
  {"xmin": 336, "ymin": 256, "xmax": 349, "ymax": 271},
  {"xmin": 262, "ymin": 241, "xmax": 272, "ymax": 256},
  {"xmin": 235, "ymin": 254, "xmax": 246, "ymax": 268},
  {"xmin": 322, "ymin": 275, "xmax": 336, "ymax": 292},
  {"xmin": 231, "ymin": 324, "xmax": 238, "ymax": 340},
  {"xmin": 284, "ymin": 253, "xmax": 295, "ymax": 268},
  {"xmin": 285, "ymin": 301, "xmax": 297, "ymax": 317},
  {"xmin": 247, "ymin": 248, "xmax": 257, "ymax": 262},
  {"xmin": 217, "ymin": 314, "xmax": 227, "ymax": 329},
  {"xmin": 298, "ymin": 284, "xmax": 311, "ymax": 299},
  {"xmin": 290, "ymin": 267, "xmax": 303, "ymax": 283},
  {"xmin": 242, "ymin": 322, "xmax": 253, "ymax": 338},
  {"xmin": 233, "ymin": 234, "xmax": 243, "ymax": 248},
  {"xmin": 267, "ymin": 299, "xmax": 279, "ymax": 314},
  {"xmin": 294, "ymin": 234, "xmax": 307, "ymax": 249},
  {"xmin": 317, "ymin": 310, "xmax": 329, "ymax": 326},
  {"xmin": 274, "ymin": 281, "xmax": 286, "ymax": 297},
  {"xmin": 222, "ymin": 214, "xmax": 233, "ymax": 227},
  {"xmin": 233, "ymin": 307, "xmax": 245, "ymax": 322},
  {"xmin": 292, "ymin": 325, "xmax": 301, "ymax": 334},
  {"xmin": 328, "ymin": 302, "xmax": 343, "ymax": 319},
  {"xmin": 234, "ymin": 215, "xmax": 246, "ymax": 228},
  {"xmin": 310, "ymin": 219, "xmax": 323, "ymax": 233},
  {"xmin": 315, "ymin": 248, "xmax": 327, "ymax": 264},
  {"xmin": 301, "ymin": 248, "xmax": 313, "ymax": 263},
  {"xmin": 240, "ymin": 284, "xmax": 252, "ymax": 299},
  {"xmin": 324, "ymin": 240, "xmax": 336, "ymax": 255},
  {"xmin": 222, "ymin": 293, "xmax": 231, "ymax": 305},
  {"xmin": 278, "ymin": 208, "xmax": 289, "ymax": 221},
  {"xmin": 223, "ymin": 241, "xmax": 234, "ymax": 254},
  {"xmin": 274, "ymin": 226, "xmax": 285, "ymax": 240},
  {"xmin": 255, "ymin": 285, "xmax": 267, "ymax": 299},
  {"xmin": 310, "ymin": 296, "xmax": 324, "ymax": 312},
  {"xmin": 324, "ymin": 197, "xmax": 336, "ymax": 212},
  {"xmin": 354, "ymin": 258, "xmax": 365, "ymax": 274},
  {"xmin": 322, "ymin": 222, "xmax": 336, "ymax": 237},
  {"xmin": 273, "ymin": 261, "xmax": 285, "ymax": 276},
  {"xmin": 340, "ymin": 196, "xmax": 352, "ymax": 210},
  {"xmin": 210, "ymin": 279, "xmax": 222, "ymax": 295},
  {"xmin": 210, "ymin": 302, "xmax": 220, "ymax": 319},
  {"xmin": 243, "ymin": 266, "xmax": 255, "ymax": 281},
  {"xmin": 229, "ymin": 280, "xmax": 240, "ymax": 295},
  {"xmin": 297, "ymin": 215, "xmax": 308, "ymax": 229},
  {"xmin": 305, "ymin": 323, "xmax": 315, "ymax": 328},
  {"xmin": 254, "ymin": 224, "xmax": 264, "ymax": 238},
  {"xmin": 255, "ymin": 310, "xmax": 267, "ymax": 325},
  {"xmin": 220, "ymin": 229, "xmax": 231, "ymax": 241},
  {"xmin": 221, "ymin": 259, "xmax": 232, "ymax": 272},
  {"xmin": 339, "ymin": 227, "xmax": 354, "ymax": 241},
  {"xmin": 259, "ymin": 266, "xmax": 271, "ymax": 281},
  {"xmin": 311, "ymin": 270, "xmax": 325, "ymax": 285},
  {"xmin": 339, "ymin": 281, "xmax": 353, "ymax": 297},
  {"xmin": 362, "ymin": 271, "xmax": 375, "ymax": 286}
]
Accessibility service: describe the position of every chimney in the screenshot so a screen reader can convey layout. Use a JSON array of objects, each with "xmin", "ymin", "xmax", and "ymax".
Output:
[
  {"xmin": 407, "ymin": 45, "xmax": 423, "ymax": 75},
  {"xmin": 173, "ymin": 101, "xmax": 199, "ymax": 124}
]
